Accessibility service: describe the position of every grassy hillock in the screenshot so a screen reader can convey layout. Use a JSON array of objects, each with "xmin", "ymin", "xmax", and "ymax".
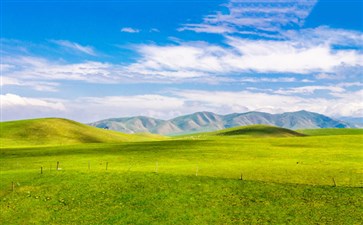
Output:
[
  {"xmin": 214, "ymin": 125, "xmax": 305, "ymax": 137},
  {"xmin": 0, "ymin": 118, "xmax": 165, "ymax": 147},
  {"xmin": 179, "ymin": 125, "xmax": 305, "ymax": 139}
]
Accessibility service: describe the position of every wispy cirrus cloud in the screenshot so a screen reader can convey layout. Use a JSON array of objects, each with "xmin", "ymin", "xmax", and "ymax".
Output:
[
  {"xmin": 2, "ymin": 56, "xmax": 115, "ymax": 83},
  {"xmin": 51, "ymin": 40, "xmax": 97, "ymax": 56},
  {"xmin": 149, "ymin": 28, "xmax": 160, "ymax": 33},
  {"xmin": 0, "ymin": 77, "xmax": 59, "ymax": 92},
  {"xmin": 240, "ymin": 77, "xmax": 302, "ymax": 83},
  {"xmin": 120, "ymin": 27, "xmax": 140, "ymax": 33},
  {"xmin": 283, "ymin": 26, "xmax": 363, "ymax": 47},
  {"xmin": 179, "ymin": 0, "xmax": 318, "ymax": 35},
  {"xmin": 274, "ymin": 85, "xmax": 345, "ymax": 95}
]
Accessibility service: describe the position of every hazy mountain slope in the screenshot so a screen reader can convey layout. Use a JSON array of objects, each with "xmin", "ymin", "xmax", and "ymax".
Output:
[
  {"xmin": 223, "ymin": 112, "xmax": 276, "ymax": 128},
  {"xmin": 170, "ymin": 112, "xmax": 224, "ymax": 133},
  {"xmin": 337, "ymin": 117, "xmax": 363, "ymax": 128},
  {"xmin": 276, "ymin": 110, "xmax": 348, "ymax": 129},
  {"xmin": 90, "ymin": 110, "xmax": 354, "ymax": 135}
]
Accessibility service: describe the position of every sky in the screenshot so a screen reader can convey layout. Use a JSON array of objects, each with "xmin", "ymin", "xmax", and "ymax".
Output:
[{"xmin": 1, "ymin": 0, "xmax": 363, "ymax": 122}]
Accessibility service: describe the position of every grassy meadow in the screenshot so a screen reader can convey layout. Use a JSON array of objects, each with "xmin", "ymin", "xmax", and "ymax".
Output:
[{"xmin": 0, "ymin": 119, "xmax": 362, "ymax": 224}]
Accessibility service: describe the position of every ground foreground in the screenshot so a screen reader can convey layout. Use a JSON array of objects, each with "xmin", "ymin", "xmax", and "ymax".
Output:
[{"xmin": 0, "ymin": 123, "xmax": 362, "ymax": 224}]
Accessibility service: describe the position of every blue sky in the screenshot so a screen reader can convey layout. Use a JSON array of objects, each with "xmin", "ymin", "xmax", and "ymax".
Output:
[{"xmin": 1, "ymin": 0, "xmax": 363, "ymax": 122}]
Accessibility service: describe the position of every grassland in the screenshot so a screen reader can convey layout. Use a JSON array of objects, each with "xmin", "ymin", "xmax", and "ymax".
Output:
[
  {"xmin": 298, "ymin": 128, "xmax": 363, "ymax": 136},
  {"xmin": 0, "ymin": 119, "xmax": 362, "ymax": 224}
]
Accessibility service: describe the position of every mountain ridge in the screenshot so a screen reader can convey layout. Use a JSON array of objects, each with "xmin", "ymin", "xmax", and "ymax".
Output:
[{"xmin": 89, "ymin": 110, "xmax": 357, "ymax": 135}]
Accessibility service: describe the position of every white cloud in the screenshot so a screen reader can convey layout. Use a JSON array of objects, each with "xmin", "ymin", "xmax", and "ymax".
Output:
[
  {"xmin": 336, "ymin": 82, "xmax": 363, "ymax": 88},
  {"xmin": 1, "ymin": 77, "xmax": 59, "ymax": 92},
  {"xmin": 1, "ymin": 94, "xmax": 66, "ymax": 121},
  {"xmin": 121, "ymin": 27, "xmax": 140, "ymax": 33},
  {"xmin": 178, "ymin": 24, "xmax": 237, "ymax": 34},
  {"xmin": 150, "ymin": 28, "xmax": 160, "ymax": 32},
  {"xmin": 0, "ymin": 93, "xmax": 185, "ymax": 122},
  {"xmin": 2, "ymin": 56, "xmax": 116, "ymax": 83},
  {"xmin": 70, "ymin": 95, "xmax": 185, "ymax": 121},
  {"xmin": 315, "ymin": 73, "xmax": 337, "ymax": 80},
  {"xmin": 3, "ymin": 30, "xmax": 362, "ymax": 86},
  {"xmin": 274, "ymin": 85, "xmax": 345, "ymax": 95},
  {"xmin": 125, "ymin": 36, "xmax": 363, "ymax": 77},
  {"xmin": 240, "ymin": 77, "xmax": 297, "ymax": 83},
  {"xmin": 180, "ymin": 0, "xmax": 317, "ymax": 35},
  {"xmin": 2, "ymin": 25, "xmax": 363, "ymax": 90},
  {"xmin": 284, "ymin": 26, "xmax": 363, "ymax": 47},
  {"xmin": 1, "ymin": 94, "xmax": 64, "ymax": 110},
  {"xmin": 1, "ymin": 63, "xmax": 15, "ymax": 72},
  {"xmin": 51, "ymin": 40, "xmax": 97, "ymax": 56},
  {"xmin": 225, "ymin": 37, "xmax": 363, "ymax": 73}
]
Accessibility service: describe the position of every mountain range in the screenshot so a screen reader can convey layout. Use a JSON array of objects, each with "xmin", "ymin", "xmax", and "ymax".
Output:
[{"xmin": 89, "ymin": 110, "xmax": 359, "ymax": 136}]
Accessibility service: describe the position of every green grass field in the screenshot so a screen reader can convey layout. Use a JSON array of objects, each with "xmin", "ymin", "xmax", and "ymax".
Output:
[{"xmin": 1, "ymin": 119, "xmax": 362, "ymax": 224}]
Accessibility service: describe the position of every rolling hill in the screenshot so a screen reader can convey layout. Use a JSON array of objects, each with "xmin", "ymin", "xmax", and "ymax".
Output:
[
  {"xmin": 214, "ymin": 125, "xmax": 306, "ymax": 137},
  {"xmin": 90, "ymin": 110, "xmax": 354, "ymax": 135},
  {"xmin": 0, "ymin": 118, "xmax": 165, "ymax": 147},
  {"xmin": 179, "ymin": 125, "xmax": 306, "ymax": 139}
]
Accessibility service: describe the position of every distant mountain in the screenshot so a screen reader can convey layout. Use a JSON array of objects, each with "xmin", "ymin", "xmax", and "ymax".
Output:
[
  {"xmin": 337, "ymin": 117, "xmax": 363, "ymax": 128},
  {"xmin": 89, "ymin": 110, "xmax": 356, "ymax": 135}
]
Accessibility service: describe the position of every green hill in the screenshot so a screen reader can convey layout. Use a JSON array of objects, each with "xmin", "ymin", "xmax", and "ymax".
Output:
[
  {"xmin": 0, "ymin": 118, "xmax": 165, "ymax": 147},
  {"xmin": 178, "ymin": 125, "xmax": 305, "ymax": 139},
  {"xmin": 214, "ymin": 125, "xmax": 305, "ymax": 137}
]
